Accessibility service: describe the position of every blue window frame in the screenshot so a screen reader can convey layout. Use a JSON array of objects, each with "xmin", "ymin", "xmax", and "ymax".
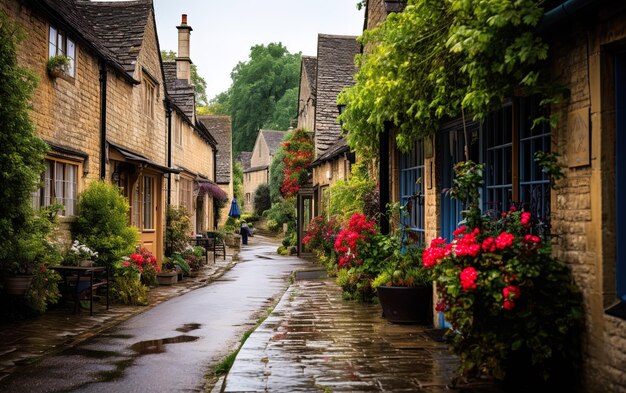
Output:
[
  {"xmin": 483, "ymin": 103, "xmax": 513, "ymax": 214},
  {"xmin": 519, "ymin": 96, "xmax": 551, "ymax": 223},
  {"xmin": 400, "ymin": 140, "xmax": 425, "ymax": 245},
  {"xmin": 615, "ymin": 53, "xmax": 626, "ymax": 303}
]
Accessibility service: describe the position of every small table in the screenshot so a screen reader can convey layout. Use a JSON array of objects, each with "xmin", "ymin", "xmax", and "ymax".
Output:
[{"xmin": 51, "ymin": 266, "xmax": 109, "ymax": 316}]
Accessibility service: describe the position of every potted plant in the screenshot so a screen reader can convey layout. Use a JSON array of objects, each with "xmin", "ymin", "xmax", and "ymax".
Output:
[
  {"xmin": 46, "ymin": 55, "xmax": 70, "ymax": 78},
  {"xmin": 372, "ymin": 241, "xmax": 432, "ymax": 324},
  {"xmin": 156, "ymin": 257, "xmax": 179, "ymax": 285},
  {"xmin": 65, "ymin": 240, "xmax": 99, "ymax": 267}
]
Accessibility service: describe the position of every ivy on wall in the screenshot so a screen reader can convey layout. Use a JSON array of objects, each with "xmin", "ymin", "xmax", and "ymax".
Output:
[{"xmin": 339, "ymin": 0, "xmax": 564, "ymax": 158}]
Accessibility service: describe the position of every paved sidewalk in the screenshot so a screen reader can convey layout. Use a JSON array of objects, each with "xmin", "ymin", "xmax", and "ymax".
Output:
[
  {"xmin": 221, "ymin": 273, "xmax": 506, "ymax": 392},
  {"xmin": 0, "ymin": 249, "xmax": 238, "ymax": 383}
]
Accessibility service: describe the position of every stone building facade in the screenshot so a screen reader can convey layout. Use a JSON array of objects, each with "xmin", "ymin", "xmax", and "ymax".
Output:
[
  {"xmin": 242, "ymin": 130, "xmax": 285, "ymax": 212},
  {"xmin": 363, "ymin": 0, "xmax": 626, "ymax": 390},
  {"xmin": 164, "ymin": 15, "xmax": 219, "ymax": 236},
  {"xmin": 0, "ymin": 1, "xmax": 225, "ymax": 265}
]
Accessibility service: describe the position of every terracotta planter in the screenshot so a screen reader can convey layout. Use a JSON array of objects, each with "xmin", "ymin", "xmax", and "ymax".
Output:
[
  {"xmin": 157, "ymin": 271, "xmax": 178, "ymax": 285},
  {"xmin": 377, "ymin": 285, "xmax": 432, "ymax": 324},
  {"xmin": 3, "ymin": 275, "xmax": 34, "ymax": 295}
]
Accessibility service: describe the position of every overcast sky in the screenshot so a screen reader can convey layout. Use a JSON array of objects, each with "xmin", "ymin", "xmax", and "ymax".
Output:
[{"xmin": 151, "ymin": 0, "xmax": 364, "ymax": 100}]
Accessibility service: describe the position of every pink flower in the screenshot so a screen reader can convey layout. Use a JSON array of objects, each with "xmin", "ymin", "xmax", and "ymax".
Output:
[
  {"xmin": 503, "ymin": 285, "xmax": 521, "ymax": 300},
  {"xmin": 482, "ymin": 237, "xmax": 496, "ymax": 253},
  {"xmin": 453, "ymin": 225, "xmax": 467, "ymax": 237},
  {"xmin": 521, "ymin": 212, "xmax": 531, "ymax": 226},
  {"xmin": 460, "ymin": 267, "xmax": 478, "ymax": 291},
  {"xmin": 422, "ymin": 237, "xmax": 451, "ymax": 268},
  {"xmin": 503, "ymin": 299, "xmax": 516, "ymax": 311}
]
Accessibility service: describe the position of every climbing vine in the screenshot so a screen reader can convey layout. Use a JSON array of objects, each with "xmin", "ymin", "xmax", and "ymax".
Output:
[
  {"xmin": 281, "ymin": 129, "xmax": 314, "ymax": 198},
  {"xmin": 339, "ymin": 0, "xmax": 564, "ymax": 158}
]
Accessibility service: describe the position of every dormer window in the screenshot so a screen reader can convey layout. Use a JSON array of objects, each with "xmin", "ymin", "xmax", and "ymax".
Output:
[{"xmin": 48, "ymin": 26, "xmax": 76, "ymax": 77}]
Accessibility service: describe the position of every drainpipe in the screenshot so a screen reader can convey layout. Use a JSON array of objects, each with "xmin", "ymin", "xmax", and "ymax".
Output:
[
  {"xmin": 166, "ymin": 100, "xmax": 172, "ymax": 205},
  {"xmin": 99, "ymin": 59, "xmax": 108, "ymax": 180},
  {"xmin": 540, "ymin": 0, "xmax": 596, "ymax": 30}
]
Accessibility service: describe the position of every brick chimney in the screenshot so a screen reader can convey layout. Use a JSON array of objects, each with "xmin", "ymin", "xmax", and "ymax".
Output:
[{"xmin": 176, "ymin": 14, "xmax": 192, "ymax": 83}]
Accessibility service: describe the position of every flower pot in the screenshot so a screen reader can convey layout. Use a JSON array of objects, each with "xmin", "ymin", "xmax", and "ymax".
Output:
[
  {"xmin": 79, "ymin": 260, "xmax": 94, "ymax": 267},
  {"xmin": 3, "ymin": 275, "xmax": 34, "ymax": 295},
  {"xmin": 157, "ymin": 271, "xmax": 178, "ymax": 285},
  {"xmin": 377, "ymin": 285, "xmax": 432, "ymax": 324}
]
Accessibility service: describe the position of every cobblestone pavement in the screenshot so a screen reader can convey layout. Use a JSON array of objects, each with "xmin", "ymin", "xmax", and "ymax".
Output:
[
  {"xmin": 221, "ymin": 274, "xmax": 506, "ymax": 393},
  {"xmin": 0, "ymin": 250, "xmax": 238, "ymax": 384}
]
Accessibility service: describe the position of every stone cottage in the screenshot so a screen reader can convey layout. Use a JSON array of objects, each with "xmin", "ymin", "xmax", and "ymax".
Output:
[
  {"xmin": 242, "ymin": 129, "xmax": 285, "ymax": 213},
  {"xmin": 163, "ymin": 14, "xmax": 221, "ymax": 235},
  {"xmin": 361, "ymin": 0, "xmax": 626, "ymax": 390},
  {"xmin": 198, "ymin": 115, "xmax": 234, "ymax": 227},
  {"xmin": 0, "ymin": 0, "xmax": 195, "ymax": 265}
]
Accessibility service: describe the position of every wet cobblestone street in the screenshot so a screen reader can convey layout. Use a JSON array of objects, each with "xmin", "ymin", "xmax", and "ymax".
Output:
[{"xmin": 223, "ymin": 275, "xmax": 506, "ymax": 392}]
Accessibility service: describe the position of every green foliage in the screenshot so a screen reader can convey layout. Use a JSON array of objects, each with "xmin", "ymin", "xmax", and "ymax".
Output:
[
  {"xmin": 170, "ymin": 254, "xmax": 191, "ymax": 276},
  {"xmin": 263, "ymin": 199, "xmax": 296, "ymax": 234},
  {"xmin": 0, "ymin": 11, "xmax": 49, "ymax": 273},
  {"xmin": 111, "ymin": 275, "xmax": 149, "ymax": 306},
  {"xmin": 269, "ymin": 132, "xmax": 289, "ymax": 203},
  {"xmin": 165, "ymin": 205, "xmax": 192, "ymax": 257},
  {"xmin": 223, "ymin": 43, "xmax": 301, "ymax": 154},
  {"xmin": 336, "ymin": 268, "xmax": 375, "ymax": 302},
  {"xmin": 280, "ymin": 128, "xmax": 314, "ymax": 198},
  {"xmin": 161, "ymin": 50, "xmax": 208, "ymax": 107},
  {"xmin": 73, "ymin": 181, "xmax": 139, "ymax": 267},
  {"xmin": 253, "ymin": 184, "xmax": 271, "ymax": 215},
  {"xmin": 534, "ymin": 151, "xmax": 565, "ymax": 189},
  {"xmin": 328, "ymin": 162, "xmax": 377, "ymax": 221},
  {"xmin": 339, "ymin": 0, "xmax": 563, "ymax": 158},
  {"xmin": 46, "ymin": 55, "xmax": 69, "ymax": 75},
  {"xmin": 232, "ymin": 161, "xmax": 244, "ymax": 202}
]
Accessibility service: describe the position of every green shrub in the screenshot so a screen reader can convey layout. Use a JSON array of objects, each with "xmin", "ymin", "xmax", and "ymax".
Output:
[
  {"xmin": 73, "ymin": 181, "xmax": 139, "ymax": 267},
  {"xmin": 0, "ymin": 11, "xmax": 48, "ymax": 275},
  {"xmin": 241, "ymin": 212, "xmax": 260, "ymax": 222},
  {"xmin": 263, "ymin": 199, "xmax": 296, "ymax": 233},
  {"xmin": 111, "ymin": 276, "xmax": 149, "ymax": 306},
  {"xmin": 328, "ymin": 162, "xmax": 377, "ymax": 221},
  {"xmin": 253, "ymin": 184, "xmax": 271, "ymax": 215},
  {"xmin": 165, "ymin": 205, "xmax": 192, "ymax": 256}
]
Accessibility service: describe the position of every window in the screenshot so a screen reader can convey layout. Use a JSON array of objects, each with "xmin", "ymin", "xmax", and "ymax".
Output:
[
  {"xmin": 483, "ymin": 103, "xmax": 513, "ymax": 213},
  {"xmin": 400, "ymin": 140, "xmax": 425, "ymax": 245},
  {"xmin": 246, "ymin": 193, "xmax": 251, "ymax": 204},
  {"xmin": 481, "ymin": 98, "xmax": 550, "ymax": 222},
  {"xmin": 143, "ymin": 73, "xmax": 156, "ymax": 118},
  {"xmin": 179, "ymin": 177, "xmax": 193, "ymax": 213},
  {"xmin": 143, "ymin": 176, "xmax": 154, "ymax": 230},
  {"xmin": 174, "ymin": 116, "xmax": 182, "ymax": 146},
  {"xmin": 32, "ymin": 158, "xmax": 78, "ymax": 215},
  {"xmin": 48, "ymin": 26, "xmax": 76, "ymax": 77},
  {"xmin": 615, "ymin": 53, "xmax": 626, "ymax": 304}
]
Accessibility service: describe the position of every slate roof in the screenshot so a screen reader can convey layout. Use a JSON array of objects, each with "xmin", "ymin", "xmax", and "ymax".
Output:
[
  {"xmin": 237, "ymin": 152, "xmax": 252, "ymax": 171},
  {"xmin": 385, "ymin": 0, "xmax": 407, "ymax": 13},
  {"xmin": 302, "ymin": 56, "xmax": 318, "ymax": 100},
  {"xmin": 244, "ymin": 165, "xmax": 269, "ymax": 174},
  {"xmin": 314, "ymin": 34, "xmax": 360, "ymax": 154},
  {"xmin": 36, "ymin": 0, "xmax": 153, "ymax": 82},
  {"xmin": 259, "ymin": 130, "xmax": 286, "ymax": 155},
  {"xmin": 311, "ymin": 137, "xmax": 349, "ymax": 166},
  {"xmin": 163, "ymin": 61, "xmax": 195, "ymax": 120},
  {"xmin": 198, "ymin": 116, "xmax": 233, "ymax": 184}
]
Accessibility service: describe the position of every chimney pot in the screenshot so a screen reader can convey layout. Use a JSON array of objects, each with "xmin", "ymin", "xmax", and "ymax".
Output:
[{"xmin": 181, "ymin": 14, "xmax": 187, "ymax": 25}]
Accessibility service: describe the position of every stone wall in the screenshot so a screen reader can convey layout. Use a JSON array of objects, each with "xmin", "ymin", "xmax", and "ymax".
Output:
[
  {"xmin": 297, "ymin": 59, "xmax": 316, "ymax": 132},
  {"xmin": 547, "ymin": 5, "xmax": 626, "ymax": 391},
  {"xmin": 243, "ymin": 169, "xmax": 268, "ymax": 213}
]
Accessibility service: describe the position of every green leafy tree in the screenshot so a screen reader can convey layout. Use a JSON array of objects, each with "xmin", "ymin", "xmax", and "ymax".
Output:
[
  {"xmin": 339, "ymin": 0, "xmax": 561, "ymax": 159},
  {"xmin": 226, "ymin": 43, "xmax": 301, "ymax": 154},
  {"xmin": 232, "ymin": 160, "xmax": 244, "ymax": 202},
  {"xmin": 253, "ymin": 184, "xmax": 271, "ymax": 215},
  {"xmin": 161, "ymin": 50, "xmax": 209, "ymax": 107},
  {"xmin": 0, "ymin": 11, "xmax": 49, "ymax": 272},
  {"xmin": 73, "ymin": 182, "xmax": 139, "ymax": 267}
]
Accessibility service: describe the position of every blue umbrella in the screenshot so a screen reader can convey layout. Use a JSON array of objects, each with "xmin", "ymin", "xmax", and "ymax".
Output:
[{"xmin": 228, "ymin": 198, "xmax": 241, "ymax": 218}]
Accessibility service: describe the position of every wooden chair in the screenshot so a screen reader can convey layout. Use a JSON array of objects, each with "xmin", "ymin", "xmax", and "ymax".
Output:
[
  {"xmin": 207, "ymin": 231, "xmax": 226, "ymax": 260},
  {"xmin": 64, "ymin": 266, "xmax": 109, "ymax": 316}
]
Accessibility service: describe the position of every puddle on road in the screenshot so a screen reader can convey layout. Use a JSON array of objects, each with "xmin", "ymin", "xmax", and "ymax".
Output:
[
  {"xmin": 176, "ymin": 323, "xmax": 201, "ymax": 333},
  {"xmin": 130, "ymin": 335, "xmax": 199, "ymax": 355}
]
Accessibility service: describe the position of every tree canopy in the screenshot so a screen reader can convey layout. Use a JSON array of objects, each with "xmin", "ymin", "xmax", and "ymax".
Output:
[
  {"xmin": 221, "ymin": 43, "xmax": 301, "ymax": 155},
  {"xmin": 339, "ymin": 0, "xmax": 561, "ymax": 159}
]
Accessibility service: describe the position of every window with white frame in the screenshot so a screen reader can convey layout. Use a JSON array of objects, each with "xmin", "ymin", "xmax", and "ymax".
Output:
[
  {"xmin": 32, "ymin": 158, "xmax": 78, "ymax": 216},
  {"xmin": 48, "ymin": 26, "xmax": 76, "ymax": 77}
]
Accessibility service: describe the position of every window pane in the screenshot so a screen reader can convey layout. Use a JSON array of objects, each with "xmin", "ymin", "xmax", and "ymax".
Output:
[
  {"xmin": 57, "ymin": 32, "xmax": 64, "ymax": 56},
  {"xmin": 132, "ymin": 183, "xmax": 140, "ymax": 227},
  {"xmin": 67, "ymin": 39, "xmax": 76, "ymax": 76},
  {"xmin": 65, "ymin": 164, "xmax": 77, "ymax": 215},
  {"xmin": 143, "ymin": 177, "xmax": 153, "ymax": 229}
]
